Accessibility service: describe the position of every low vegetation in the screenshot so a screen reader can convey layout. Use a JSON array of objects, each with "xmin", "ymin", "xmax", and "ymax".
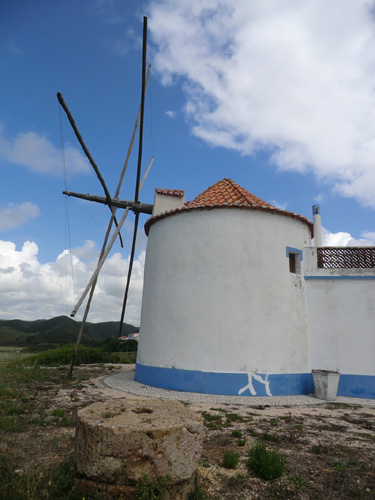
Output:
[
  {"xmin": 196, "ymin": 406, "xmax": 375, "ymax": 498},
  {"xmin": 1, "ymin": 348, "xmax": 375, "ymax": 499},
  {"xmin": 135, "ymin": 474, "xmax": 170, "ymax": 500},
  {"xmin": 5, "ymin": 343, "xmax": 137, "ymax": 368},
  {"xmin": 10, "ymin": 344, "xmax": 118, "ymax": 367},
  {"xmin": 247, "ymin": 442, "xmax": 285, "ymax": 480},
  {"xmin": 0, "ymin": 458, "xmax": 81, "ymax": 500},
  {"xmin": 222, "ymin": 451, "xmax": 239, "ymax": 469}
]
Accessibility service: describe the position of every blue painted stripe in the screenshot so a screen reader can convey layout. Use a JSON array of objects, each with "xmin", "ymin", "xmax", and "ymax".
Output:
[
  {"xmin": 135, "ymin": 363, "xmax": 314, "ymax": 397},
  {"xmin": 338, "ymin": 374, "xmax": 375, "ymax": 399},
  {"xmin": 135, "ymin": 364, "xmax": 375, "ymax": 399},
  {"xmin": 286, "ymin": 246, "xmax": 303, "ymax": 261},
  {"xmin": 305, "ymin": 275, "xmax": 375, "ymax": 280}
]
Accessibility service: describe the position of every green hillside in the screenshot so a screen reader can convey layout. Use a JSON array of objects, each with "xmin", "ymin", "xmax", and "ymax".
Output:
[{"xmin": 0, "ymin": 316, "xmax": 139, "ymax": 349}]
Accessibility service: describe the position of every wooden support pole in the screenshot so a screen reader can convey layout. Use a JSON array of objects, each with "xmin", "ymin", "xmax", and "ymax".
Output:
[
  {"xmin": 117, "ymin": 16, "xmax": 148, "ymax": 335},
  {"xmin": 135, "ymin": 17, "xmax": 147, "ymax": 204},
  {"xmin": 119, "ymin": 211, "xmax": 139, "ymax": 337},
  {"xmin": 63, "ymin": 191, "xmax": 153, "ymax": 214},
  {"xmin": 70, "ymin": 156, "xmax": 154, "ymax": 318},
  {"xmin": 57, "ymin": 92, "xmax": 124, "ymax": 247},
  {"xmin": 67, "ymin": 65, "xmax": 152, "ymax": 377}
]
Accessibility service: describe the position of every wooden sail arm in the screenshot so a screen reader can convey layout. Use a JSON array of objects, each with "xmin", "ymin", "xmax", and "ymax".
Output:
[
  {"xmin": 70, "ymin": 156, "xmax": 154, "ymax": 318},
  {"xmin": 57, "ymin": 91, "xmax": 124, "ymax": 246},
  {"xmin": 63, "ymin": 190, "xmax": 153, "ymax": 215}
]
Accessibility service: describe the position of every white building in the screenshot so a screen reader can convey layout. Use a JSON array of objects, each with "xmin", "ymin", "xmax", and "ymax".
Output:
[{"xmin": 135, "ymin": 179, "xmax": 375, "ymax": 399}]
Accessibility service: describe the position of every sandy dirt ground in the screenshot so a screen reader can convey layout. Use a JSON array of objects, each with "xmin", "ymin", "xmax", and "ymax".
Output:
[{"xmin": 2, "ymin": 363, "xmax": 375, "ymax": 499}]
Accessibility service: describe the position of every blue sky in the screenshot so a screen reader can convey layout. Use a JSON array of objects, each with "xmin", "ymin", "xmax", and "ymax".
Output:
[{"xmin": 1, "ymin": 0, "xmax": 375, "ymax": 324}]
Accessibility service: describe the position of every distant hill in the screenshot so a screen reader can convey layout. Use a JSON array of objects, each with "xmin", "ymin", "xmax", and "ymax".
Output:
[{"xmin": 0, "ymin": 316, "xmax": 139, "ymax": 349}]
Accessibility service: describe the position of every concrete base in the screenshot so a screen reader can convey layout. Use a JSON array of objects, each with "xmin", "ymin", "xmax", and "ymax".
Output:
[
  {"xmin": 75, "ymin": 398, "xmax": 203, "ymax": 499},
  {"xmin": 312, "ymin": 370, "xmax": 340, "ymax": 401}
]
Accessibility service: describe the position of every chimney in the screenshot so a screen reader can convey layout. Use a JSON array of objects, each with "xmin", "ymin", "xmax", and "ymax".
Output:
[
  {"xmin": 312, "ymin": 205, "xmax": 322, "ymax": 247},
  {"xmin": 152, "ymin": 188, "xmax": 185, "ymax": 216}
]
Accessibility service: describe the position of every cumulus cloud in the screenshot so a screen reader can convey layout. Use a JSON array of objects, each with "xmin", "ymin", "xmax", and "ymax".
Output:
[
  {"xmin": 0, "ymin": 239, "xmax": 144, "ymax": 324},
  {"xmin": 148, "ymin": 0, "xmax": 375, "ymax": 207},
  {"xmin": 0, "ymin": 125, "xmax": 89, "ymax": 176},
  {"xmin": 0, "ymin": 202, "xmax": 40, "ymax": 231},
  {"xmin": 322, "ymin": 228, "xmax": 375, "ymax": 247}
]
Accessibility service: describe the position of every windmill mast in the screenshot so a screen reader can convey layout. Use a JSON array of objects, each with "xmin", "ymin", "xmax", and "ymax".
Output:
[
  {"xmin": 58, "ymin": 16, "xmax": 153, "ymax": 377},
  {"xmin": 119, "ymin": 16, "xmax": 148, "ymax": 337}
]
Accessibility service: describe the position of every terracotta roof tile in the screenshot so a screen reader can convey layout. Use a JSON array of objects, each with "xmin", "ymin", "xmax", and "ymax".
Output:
[
  {"xmin": 145, "ymin": 178, "xmax": 313, "ymax": 237},
  {"xmin": 155, "ymin": 188, "xmax": 185, "ymax": 198},
  {"xmin": 185, "ymin": 179, "xmax": 274, "ymax": 209}
]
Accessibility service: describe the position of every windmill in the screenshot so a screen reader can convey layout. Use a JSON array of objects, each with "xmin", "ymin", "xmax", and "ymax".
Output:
[{"xmin": 57, "ymin": 17, "xmax": 154, "ymax": 377}]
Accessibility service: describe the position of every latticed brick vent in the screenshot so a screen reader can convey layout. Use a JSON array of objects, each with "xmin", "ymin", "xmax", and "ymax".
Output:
[{"xmin": 317, "ymin": 247, "xmax": 375, "ymax": 269}]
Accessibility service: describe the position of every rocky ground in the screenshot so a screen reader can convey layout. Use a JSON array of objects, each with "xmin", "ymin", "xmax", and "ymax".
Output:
[{"xmin": 1, "ymin": 364, "xmax": 375, "ymax": 499}]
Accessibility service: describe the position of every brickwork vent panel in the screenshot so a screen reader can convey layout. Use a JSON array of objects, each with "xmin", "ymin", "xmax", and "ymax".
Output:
[{"xmin": 317, "ymin": 247, "xmax": 375, "ymax": 269}]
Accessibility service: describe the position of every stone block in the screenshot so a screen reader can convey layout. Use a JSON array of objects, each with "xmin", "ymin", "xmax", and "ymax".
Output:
[{"xmin": 75, "ymin": 398, "xmax": 203, "ymax": 499}]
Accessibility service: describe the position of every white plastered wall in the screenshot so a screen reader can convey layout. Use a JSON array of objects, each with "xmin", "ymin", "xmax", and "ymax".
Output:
[
  {"xmin": 138, "ymin": 208, "xmax": 311, "ymax": 375},
  {"xmin": 153, "ymin": 191, "xmax": 185, "ymax": 216},
  {"xmin": 304, "ymin": 248, "xmax": 375, "ymax": 375}
]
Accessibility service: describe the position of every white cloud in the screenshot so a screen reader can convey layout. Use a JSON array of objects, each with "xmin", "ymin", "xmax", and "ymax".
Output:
[
  {"xmin": 0, "ymin": 125, "xmax": 89, "ymax": 176},
  {"xmin": 148, "ymin": 0, "xmax": 375, "ymax": 207},
  {"xmin": 71, "ymin": 240, "xmax": 99, "ymax": 261},
  {"xmin": 268, "ymin": 199, "xmax": 288, "ymax": 210},
  {"xmin": 322, "ymin": 228, "xmax": 375, "ymax": 246},
  {"xmin": 0, "ymin": 239, "xmax": 144, "ymax": 324},
  {"xmin": 313, "ymin": 194, "xmax": 324, "ymax": 204},
  {"xmin": 0, "ymin": 202, "xmax": 40, "ymax": 231},
  {"xmin": 165, "ymin": 110, "xmax": 176, "ymax": 118}
]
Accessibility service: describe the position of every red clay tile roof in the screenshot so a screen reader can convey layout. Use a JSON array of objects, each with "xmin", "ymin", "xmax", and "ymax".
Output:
[
  {"xmin": 145, "ymin": 178, "xmax": 313, "ymax": 236},
  {"xmin": 155, "ymin": 188, "xmax": 185, "ymax": 198},
  {"xmin": 185, "ymin": 178, "xmax": 274, "ymax": 209}
]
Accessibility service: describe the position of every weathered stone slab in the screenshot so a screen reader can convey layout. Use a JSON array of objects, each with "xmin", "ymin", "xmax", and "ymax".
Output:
[{"xmin": 75, "ymin": 398, "xmax": 203, "ymax": 499}]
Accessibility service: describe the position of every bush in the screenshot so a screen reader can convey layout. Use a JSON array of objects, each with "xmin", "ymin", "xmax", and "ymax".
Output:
[
  {"xmin": 222, "ymin": 451, "xmax": 239, "ymax": 469},
  {"xmin": 188, "ymin": 485, "xmax": 207, "ymax": 499},
  {"xmin": 100, "ymin": 337, "xmax": 138, "ymax": 353},
  {"xmin": 231, "ymin": 429, "xmax": 242, "ymax": 438},
  {"xmin": 135, "ymin": 474, "xmax": 169, "ymax": 500},
  {"xmin": 10, "ymin": 345, "xmax": 120, "ymax": 367},
  {"xmin": 247, "ymin": 442, "xmax": 285, "ymax": 480},
  {"xmin": 0, "ymin": 458, "xmax": 83, "ymax": 499}
]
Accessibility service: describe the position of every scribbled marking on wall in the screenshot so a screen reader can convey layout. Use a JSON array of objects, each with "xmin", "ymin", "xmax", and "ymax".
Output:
[{"xmin": 238, "ymin": 373, "xmax": 272, "ymax": 396}]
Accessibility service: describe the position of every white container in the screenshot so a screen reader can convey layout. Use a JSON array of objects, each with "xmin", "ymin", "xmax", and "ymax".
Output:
[{"xmin": 312, "ymin": 370, "xmax": 340, "ymax": 401}]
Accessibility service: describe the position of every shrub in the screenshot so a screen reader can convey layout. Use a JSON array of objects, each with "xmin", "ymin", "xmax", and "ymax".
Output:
[
  {"xmin": 247, "ymin": 442, "xmax": 285, "ymax": 480},
  {"xmin": 0, "ymin": 458, "xmax": 83, "ymax": 499},
  {"xmin": 222, "ymin": 451, "xmax": 239, "ymax": 469},
  {"xmin": 188, "ymin": 485, "xmax": 207, "ymax": 499},
  {"xmin": 311, "ymin": 444, "xmax": 327, "ymax": 454},
  {"xmin": 231, "ymin": 429, "xmax": 242, "ymax": 438},
  {"xmin": 261, "ymin": 432, "xmax": 278, "ymax": 442},
  {"xmin": 290, "ymin": 474, "xmax": 306, "ymax": 488},
  {"xmin": 201, "ymin": 412, "xmax": 222, "ymax": 430},
  {"xmin": 10, "ymin": 345, "xmax": 120, "ymax": 367},
  {"xmin": 51, "ymin": 409, "xmax": 65, "ymax": 418},
  {"xmin": 135, "ymin": 474, "xmax": 169, "ymax": 500},
  {"xmin": 100, "ymin": 337, "xmax": 138, "ymax": 353}
]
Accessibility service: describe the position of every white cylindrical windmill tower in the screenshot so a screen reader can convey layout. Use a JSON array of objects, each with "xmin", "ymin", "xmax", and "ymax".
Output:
[{"xmin": 135, "ymin": 179, "xmax": 314, "ymax": 396}]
